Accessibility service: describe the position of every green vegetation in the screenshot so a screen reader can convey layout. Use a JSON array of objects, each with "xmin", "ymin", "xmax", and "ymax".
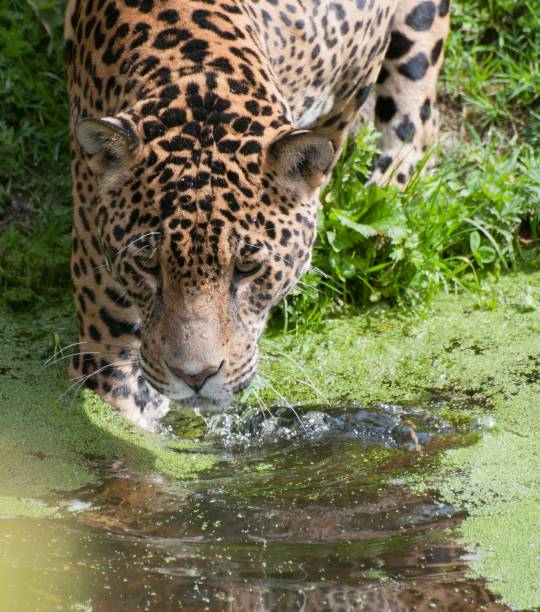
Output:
[
  {"xmin": 437, "ymin": 383, "xmax": 540, "ymax": 610},
  {"xmin": 0, "ymin": 0, "xmax": 538, "ymax": 316},
  {"xmin": 287, "ymin": 129, "xmax": 539, "ymax": 328},
  {"xmin": 0, "ymin": 3, "xmax": 539, "ymax": 608},
  {"xmin": 0, "ymin": 0, "xmax": 71, "ymax": 305},
  {"xmin": 254, "ymin": 270, "xmax": 540, "ymax": 408},
  {"xmin": 282, "ymin": 0, "xmax": 540, "ymax": 326},
  {"xmin": 445, "ymin": 0, "xmax": 540, "ymax": 140}
]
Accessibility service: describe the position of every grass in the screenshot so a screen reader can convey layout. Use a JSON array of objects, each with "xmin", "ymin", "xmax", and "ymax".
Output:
[
  {"xmin": 0, "ymin": 0, "xmax": 71, "ymax": 306},
  {"xmin": 444, "ymin": 0, "xmax": 540, "ymax": 143},
  {"xmin": 0, "ymin": 0, "xmax": 538, "ymax": 318}
]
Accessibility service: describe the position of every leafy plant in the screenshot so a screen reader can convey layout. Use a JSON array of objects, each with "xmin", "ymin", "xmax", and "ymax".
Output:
[{"xmin": 275, "ymin": 127, "xmax": 540, "ymax": 330}]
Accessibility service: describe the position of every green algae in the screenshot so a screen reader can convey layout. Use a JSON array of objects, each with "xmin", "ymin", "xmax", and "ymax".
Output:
[
  {"xmin": 0, "ymin": 303, "xmax": 215, "ymax": 518},
  {"xmin": 257, "ymin": 273, "xmax": 540, "ymax": 409},
  {"xmin": 252, "ymin": 270, "xmax": 540, "ymax": 610},
  {"xmin": 434, "ymin": 383, "xmax": 540, "ymax": 610},
  {"xmin": 0, "ymin": 496, "xmax": 57, "ymax": 519}
]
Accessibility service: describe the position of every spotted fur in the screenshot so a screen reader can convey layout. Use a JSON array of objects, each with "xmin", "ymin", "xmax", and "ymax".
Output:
[{"xmin": 65, "ymin": 0, "xmax": 450, "ymax": 427}]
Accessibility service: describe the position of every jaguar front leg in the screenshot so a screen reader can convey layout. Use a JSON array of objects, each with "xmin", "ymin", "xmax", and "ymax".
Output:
[
  {"xmin": 69, "ymin": 231, "xmax": 170, "ymax": 430},
  {"xmin": 371, "ymin": 0, "xmax": 451, "ymax": 187}
]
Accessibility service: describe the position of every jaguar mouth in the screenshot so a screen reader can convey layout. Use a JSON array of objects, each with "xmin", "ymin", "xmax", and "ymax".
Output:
[
  {"xmin": 175, "ymin": 395, "xmax": 229, "ymax": 412},
  {"xmin": 141, "ymin": 355, "xmax": 256, "ymax": 411}
]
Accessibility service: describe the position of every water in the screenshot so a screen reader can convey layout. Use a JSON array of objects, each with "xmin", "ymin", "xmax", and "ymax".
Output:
[
  {"xmin": 0, "ymin": 402, "xmax": 507, "ymax": 611},
  {"xmin": 200, "ymin": 401, "xmax": 458, "ymax": 450}
]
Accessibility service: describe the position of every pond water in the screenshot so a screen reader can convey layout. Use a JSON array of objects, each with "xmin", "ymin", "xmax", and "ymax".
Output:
[{"xmin": 0, "ymin": 402, "xmax": 508, "ymax": 611}]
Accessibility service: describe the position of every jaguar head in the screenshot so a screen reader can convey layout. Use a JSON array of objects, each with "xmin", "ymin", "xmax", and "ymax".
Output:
[{"xmin": 76, "ymin": 113, "xmax": 333, "ymax": 409}]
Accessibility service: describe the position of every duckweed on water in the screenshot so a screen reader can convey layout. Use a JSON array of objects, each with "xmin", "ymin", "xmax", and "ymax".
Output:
[
  {"xmin": 434, "ymin": 384, "xmax": 540, "ymax": 610},
  {"xmin": 253, "ymin": 270, "xmax": 540, "ymax": 609},
  {"xmin": 0, "ymin": 304, "xmax": 215, "ymax": 517}
]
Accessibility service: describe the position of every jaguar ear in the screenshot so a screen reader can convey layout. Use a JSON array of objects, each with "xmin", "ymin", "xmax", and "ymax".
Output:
[
  {"xmin": 268, "ymin": 130, "xmax": 335, "ymax": 190},
  {"xmin": 76, "ymin": 117, "xmax": 139, "ymax": 175}
]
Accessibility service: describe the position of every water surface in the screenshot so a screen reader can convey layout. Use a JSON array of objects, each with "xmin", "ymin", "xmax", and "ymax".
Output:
[{"xmin": 0, "ymin": 402, "xmax": 507, "ymax": 611}]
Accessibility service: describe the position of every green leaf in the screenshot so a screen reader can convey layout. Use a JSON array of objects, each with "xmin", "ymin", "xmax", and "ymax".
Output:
[
  {"xmin": 326, "ymin": 230, "xmax": 340, "ymax": 253},
  {"xmin": 361, "ymin": 200, "xmax": 405, "ymax": 233},
  {"xmin": 469, "ymin": 230, "xmax": 481, "ymax": 253},
  {"xmin": 332, "ymin": 211, "xmax": 378, "ymax": 238},
  {"xmin": 477, "ymin": 245, "xmax": 496, "ymax": 264},
  {"xmin": 341, "ymin": 261, "xmax": 356, "ymax": 279}
]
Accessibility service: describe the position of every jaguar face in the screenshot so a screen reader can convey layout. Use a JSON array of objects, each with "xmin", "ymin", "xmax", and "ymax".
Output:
[{"xmin": 77, "ymin": 115, "xmax": 334, "ymax": 409}]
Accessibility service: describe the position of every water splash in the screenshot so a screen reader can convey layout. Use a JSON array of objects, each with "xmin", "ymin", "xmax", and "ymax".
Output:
[{"xmin": 203, "ymin": 401, "xmax": 459, "ymax": 450}]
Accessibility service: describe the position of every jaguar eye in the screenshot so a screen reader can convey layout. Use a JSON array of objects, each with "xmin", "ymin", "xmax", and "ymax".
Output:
[
  {"xmin": 136, "ymin": 250, "xmax": 160, "ymax": 273},
  {"xmin": 235, "ymin": 259, "xmax": 261, "ymax": 277}
]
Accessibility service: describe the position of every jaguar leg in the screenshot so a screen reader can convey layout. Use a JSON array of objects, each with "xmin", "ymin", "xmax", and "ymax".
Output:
[
  {"xmin": 371, "ymin": 0, "xmax": 451, "ymax": 187},
  {"xmin": 69, "ymin": 228, "xmax": 169, "ymax": 430}
]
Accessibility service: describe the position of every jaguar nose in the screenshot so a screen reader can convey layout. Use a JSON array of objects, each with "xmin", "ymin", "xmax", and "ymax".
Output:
[{"xmin": 166, "ymin": 361, "xmax": 223, "ymax": 392}]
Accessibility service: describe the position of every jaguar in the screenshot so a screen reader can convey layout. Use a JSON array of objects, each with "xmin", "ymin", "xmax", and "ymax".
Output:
[{"xmin": 65, "ymin": 0, "xmax": 450, "ymax": 428}]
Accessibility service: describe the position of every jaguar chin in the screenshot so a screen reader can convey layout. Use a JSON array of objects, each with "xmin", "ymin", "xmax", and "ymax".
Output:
[{"xmin": 142, "ymin": 354, "xmax": 257, "ymax": 413}]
